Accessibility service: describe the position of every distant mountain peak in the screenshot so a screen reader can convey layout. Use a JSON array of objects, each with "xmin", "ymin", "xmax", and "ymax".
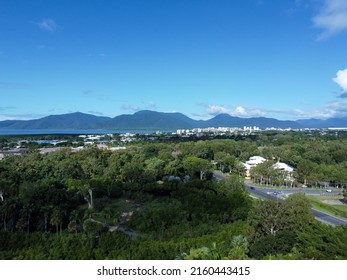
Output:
[{"xmin": 0, "ymin": 110, "xmax": 347, "ymax": 130}]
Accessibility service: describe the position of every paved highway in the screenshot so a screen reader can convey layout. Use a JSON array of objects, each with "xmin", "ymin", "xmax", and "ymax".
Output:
[
  {"xmin": 246, "ymin": 185, "xmax": 341, "ymax": 196},
  {"xmin": 213, "ymin": 172, "xmax": 347, "ymax": 226},
  {"xmin": 243, "ymin": 183, "xmax": 347, "ymax": 226},
  {"xmin": 311, "ymin": 209, "xmax": 347, "ymax": 226}
]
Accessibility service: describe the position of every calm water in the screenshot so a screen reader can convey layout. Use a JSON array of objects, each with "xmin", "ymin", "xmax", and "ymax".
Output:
[{"xmin": 0, "ymin": 129, "xmax": 174, "ymax": 136}]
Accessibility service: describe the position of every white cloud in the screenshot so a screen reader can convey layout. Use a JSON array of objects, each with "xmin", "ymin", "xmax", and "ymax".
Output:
[
  {"xmin": 147, "ymin": 101, "xmax": 157, "ymax": 109},
  {"xmin": 121, "ymin": 104, "xmax": 141, "ymax": 112},
  {"xmin": 37, "ymin": 19, "xmax": 58, "ymax": 32},
  {"xmin": 291, "ymin": 68, "xmax": 347, "ymax": 118},
  {"xmin": 321, "ymin": 100, "xmax": 347, "ymax": 118},
  {"xmin": 0, "ymin": 115, "xmax": 14, "ymax": 121},
  {"xmin": 313, "ymin": 0, "xmax": 347, "ymax": 39},
  {"xmin": 207, "ymin": 105, "xmax": 231, "ymax": 115},
  {"xmin": 206, "ymin": 105, "xmax": 267, "ymax": 117},
  {"xmin": 333, "ymin": 68, "xmax": 347, "ymax": 97},
  {"xmin": 121, "ymin": 101, "xmax": 157, "ymax": 112},
  {"xmin": 234, "ymin": 106, "xmax": 249, "ymax": 116},
  {"xmin": 201, "ymin": 97, "xmax": 347, "ymax": 120},
  {"xmin": 293, "ymin": 100, "xmax": 347, "ymax": 119},
  {"xmin": 0, "ymin": 113, "xmax": 44, "ymax": 121}
]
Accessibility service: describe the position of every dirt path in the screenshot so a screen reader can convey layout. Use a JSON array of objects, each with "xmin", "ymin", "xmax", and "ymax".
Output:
[
  {"xmin": 109, "ymin": 211, "xmax": 133, "ymax": 232},
  {"xmin": 109, "ymin": 200, "xmax": 142, "ymax": 237},
  {"xmin": 90, "ymin": 199, "xmax": 141, "ymax": 237}
]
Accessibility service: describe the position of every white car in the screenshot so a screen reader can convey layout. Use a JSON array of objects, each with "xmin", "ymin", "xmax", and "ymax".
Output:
[{"xmin": 326, "ymin": 189, "xmax": 332, "ymax": 193}]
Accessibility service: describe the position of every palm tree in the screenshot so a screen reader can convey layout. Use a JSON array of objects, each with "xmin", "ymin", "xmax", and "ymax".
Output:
[{"xmin": 50, "ymin": 208, "xmax": 64, "ymax": 234}]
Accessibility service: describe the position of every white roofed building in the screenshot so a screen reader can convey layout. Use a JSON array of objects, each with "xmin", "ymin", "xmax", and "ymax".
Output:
[
  {"xmin": 272, "ymin": 162, "xmax": 295, "ymax": 173},
  {"xmin": 272, "ymin": 161, "xmax": 295, "ymax": 184},
  {"xmin": 246, "ymin": 156, "xmax": 266, "ymax": 166},
  {"xmin": 244, "ymin": 156, "xmax": 296, "ymax": 186},
  {"xmin": 243, "ymin": 156, "xmax": 267, "ymax": 178}
]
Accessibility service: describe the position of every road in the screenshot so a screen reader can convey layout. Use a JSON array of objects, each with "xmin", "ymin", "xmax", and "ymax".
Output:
[
  {"xmin": 245, "ymin": 184, "xmax": 341, "ymax": 196},
  {"xmin": 213, "ymin": 172, "xmax": 347, "ymax": 226},
  {"xmin": 243, "ymin": 183, "xmax": 347, "ymax": 226}
]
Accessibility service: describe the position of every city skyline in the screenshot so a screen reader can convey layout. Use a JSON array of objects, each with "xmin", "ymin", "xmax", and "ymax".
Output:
[{"xmin": 1, "ymin": 0, "xmax": 347, "ymax": 121}]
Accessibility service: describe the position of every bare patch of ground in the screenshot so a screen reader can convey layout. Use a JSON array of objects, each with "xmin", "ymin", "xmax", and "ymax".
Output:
[{"xmin": 322, "ymin": 199, "xmax": 345, "ymax": 205}]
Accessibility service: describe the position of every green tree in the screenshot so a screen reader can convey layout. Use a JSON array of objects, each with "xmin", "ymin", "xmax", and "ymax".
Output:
[
  {"xmin": 121, "ymin": 161, "xmax": 144, "ymax": 183},
  {"xmin": 183, "ymin": 157, "xmax": 212, "ymax": 180},
  {"xmin": 249, "ymin": 230, "xmax": 297, "ymax": 259},
  {"xmin": 224, "ymin": 155, "xmax": 236, "ymax": 174},
  {"xmin": 295, "ymin": 159, "xmax": 318, "ymax": 187},
  {"xmin": 180, "ymin": 244, "xmax": 221, "ymax": 260},
  {"xmin": 214, "ymin": 151, "xmax": 228, "ymax": 172},
  {"xmin": 227, "ymin": 235, "xmax": 250, "ymax": 260},
  {"xmin": 249, "ymin": 193, "xmax": 314, "ymax": 237},
  {"xmin": 285, "ymin": 193, "xmax": 315, "ymax": 230},
  {"xmin": 67, "ymin": 179, "xmax": 94, "ymax": 209},
  {"xmin": 164, "ymin": 159, "xmax": 184, "ymax": 177},
  {"xmin": 250, "ymin": 160, "xmax": 273, "ymax": 185},
  {"xmin": 83, "ymin": 219, "xmax": 108, "ymax": 235},
  {"xmin": 248, "ymin": 200, "xmax": 287, "ymax": 236},
  {"xmin": 143, "ymin": 157, "xmax": 165, "ymax": 182},
  {"xmin": 50, "ymin": 208, "xmax": 64, "ymax": 234},
  {"xmin": 192, "ymin": 141, "xmax": 214, "ymax": 160}
]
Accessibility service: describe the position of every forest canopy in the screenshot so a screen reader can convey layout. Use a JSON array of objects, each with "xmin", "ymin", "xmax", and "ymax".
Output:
[{"xmin": 1, "ymin": 132, "xmax": 347, "ymax": 259}]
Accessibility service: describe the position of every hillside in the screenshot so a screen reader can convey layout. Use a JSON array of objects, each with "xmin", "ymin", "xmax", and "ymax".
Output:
[
  {"xmin": 204, "ymin": 114, "xmax": 301, "ymax": 129},
  {"xmin": 104, "ymin": 110, "xmax": 198, "ymax": 129},
  {"xmin": 1, "ymin": 110, "xmax": 347, "ymax": 130},
  {"xmin": 297, "ymin": 117, "xmax": 347, "ymax": 128},
  {"xmin": 0, "ymin": 112, "xmax": 112, "ymax": 129}
]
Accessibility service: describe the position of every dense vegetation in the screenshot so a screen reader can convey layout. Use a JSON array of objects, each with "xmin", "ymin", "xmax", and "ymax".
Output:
[{"xmin": 0, "ymin": 132, "xmax": 347, "ymax": 259}]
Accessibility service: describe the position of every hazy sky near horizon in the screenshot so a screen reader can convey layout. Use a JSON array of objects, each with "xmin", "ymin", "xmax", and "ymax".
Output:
[{"xmin": 1, "ymin": 0, "xmax": 347, "ymax": 121}]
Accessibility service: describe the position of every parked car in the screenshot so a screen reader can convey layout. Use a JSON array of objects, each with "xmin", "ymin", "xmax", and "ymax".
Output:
[{"xmin": 326, "ymin": 189, "xmax": 332, "ymax": 193}]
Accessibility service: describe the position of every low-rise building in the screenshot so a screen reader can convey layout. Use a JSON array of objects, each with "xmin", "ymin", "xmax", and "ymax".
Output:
[
  {"xmin": 272, "ymin": 162, "xmax": 295, "ymax": 173},
  {"xmin": 245, "ymin": 156, "xmax": 266, "ymax": 167},
  {"xmin": 243, "ymin": 156, "xmax": 267, "ymax": 178}
]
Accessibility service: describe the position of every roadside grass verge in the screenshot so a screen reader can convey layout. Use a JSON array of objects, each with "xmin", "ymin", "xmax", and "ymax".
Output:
[
  {"xmin": 306, "ymin": 195, "xmax": 347, "ymax": 219},
  {"xmin": 246, "ymin": 180, "xmax": 335, "ymax": 191}
]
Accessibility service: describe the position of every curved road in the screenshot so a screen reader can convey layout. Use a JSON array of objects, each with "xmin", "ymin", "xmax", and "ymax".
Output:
[
  {"xmin": 244, "ymin": 183, "xmax": 347, "ymax": 226},
  {"xmin": 213, "ymin": 172, "xmax": 347, "ymax": 226}
]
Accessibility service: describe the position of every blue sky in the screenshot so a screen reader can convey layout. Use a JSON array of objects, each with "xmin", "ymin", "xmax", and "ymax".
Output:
[{"xmin": 1, "ymin": 0, "xmax": 347, "ymax": 121}]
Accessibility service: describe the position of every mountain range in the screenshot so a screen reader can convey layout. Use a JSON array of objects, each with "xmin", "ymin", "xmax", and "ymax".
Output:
[{"xmin": 0, "ymin": 110, "xmax": 346, "ymax": 130}]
